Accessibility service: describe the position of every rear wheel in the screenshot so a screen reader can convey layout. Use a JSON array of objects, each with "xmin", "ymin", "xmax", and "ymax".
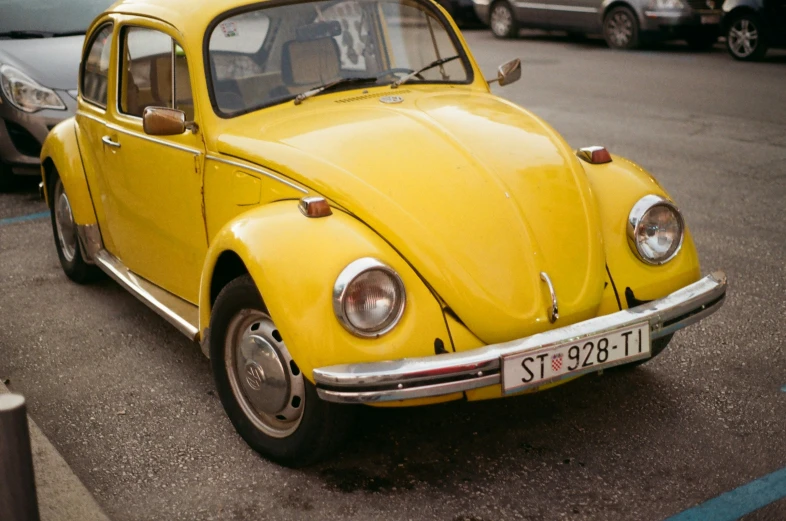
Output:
[
  {"xmin": 726, "ymin": 14, "xmax": 768, "ymax": 61},
  {"xmin": 50, "ymin": 174, "xmax": 101, "ymax": 284},
  {"xmin": 209, "ymin": 275, "xmax": 354, "ymax": 467},
  {"xmin": 603, "ymin": 6, "xmax": 640, "ymax": 50},
  {"xmin": 490, "ymin": 1, "xmax": 518, "ymax": 39}
]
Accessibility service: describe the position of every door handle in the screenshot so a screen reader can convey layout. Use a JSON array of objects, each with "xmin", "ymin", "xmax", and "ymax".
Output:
[{"xmin": 102, "ymin": 136, "xmax": 121, "ymax": 148}]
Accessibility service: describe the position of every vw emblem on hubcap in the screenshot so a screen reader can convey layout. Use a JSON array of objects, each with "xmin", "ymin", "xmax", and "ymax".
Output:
[
  {"xmin": 379, "ymin": 95, "xmax": 403, "ymax": 104},
  {"xmin": 245, "ymin": 364, "xmax": 264, "ymax": 391}
]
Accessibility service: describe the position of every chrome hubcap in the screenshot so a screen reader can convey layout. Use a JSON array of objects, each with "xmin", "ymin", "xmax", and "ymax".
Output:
[
  {"xmin": 225, "ymin": 310, "xmax": 305, "ymax": 438},
  {"xmin": 729, "ymin": 19, "xmax": 758, "ymax": 57},
  {"xmin": 607, "ymin": 12, "xmax": 633, "ymax": 47},
  {"xmin": 54, "ymin": 182, "xmax": 77, "ymax": 262},
  {"xmin": 491, "ymin": 5, "xmax": 512, "ymax": 36}
]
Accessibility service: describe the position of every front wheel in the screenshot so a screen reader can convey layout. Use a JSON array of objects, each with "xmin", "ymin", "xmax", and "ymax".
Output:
[
  {"xmin": 490, "ymin": 1, "xmax": 518, "ymax": 39},
  {"xmin": 209, "ymin": 275, "xmax": 354, "ymax": 467},
  {"xmin": 726, "ymin": 14, "xmax": 768, "ymax": 61},
  {"xmin": 603, "ymin": 6, "xmax": 640, "ymax": 50}
]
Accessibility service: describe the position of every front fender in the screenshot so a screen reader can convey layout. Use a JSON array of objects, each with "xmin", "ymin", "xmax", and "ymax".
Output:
[
  {"xmin": 199, "ymin": 201, "xmax": 451, "ymax": 382},
  {"xmin": 40, "ymin": 118, "xmax": 97, "ymax": 226},
  {"xmin": 581, "ymin": 155, "xmax": 701, "ymax": 306}
]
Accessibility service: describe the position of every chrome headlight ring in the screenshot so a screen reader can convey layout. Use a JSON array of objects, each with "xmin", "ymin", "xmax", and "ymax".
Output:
[
  {"xmin": 333, "ymin": 258, "xmax": 406, "ymax": 338},
  {"xmin": 627, "ymin": 195, "xmax": 685, "ymax": 265}
]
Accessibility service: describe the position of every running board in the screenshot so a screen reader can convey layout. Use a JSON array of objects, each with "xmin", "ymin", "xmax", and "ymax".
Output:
[{"xmin": 94, "ymin": 250, "xmax": 200, "ymax": 341}]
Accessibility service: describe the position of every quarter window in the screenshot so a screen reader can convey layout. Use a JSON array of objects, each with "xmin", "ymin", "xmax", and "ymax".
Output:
[
  {"xmin": 81, "ymin": 24, "xmax": 113, "ymax": 108},
  {"xmin": 120, "ymin": 27, "xmax": 194, "ymax": 120}
]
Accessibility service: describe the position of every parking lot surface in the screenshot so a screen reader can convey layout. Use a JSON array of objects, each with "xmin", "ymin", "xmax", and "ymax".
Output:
[{"xmin": 1, "ymin": 31, "xmax": 785, "ymax": 521}]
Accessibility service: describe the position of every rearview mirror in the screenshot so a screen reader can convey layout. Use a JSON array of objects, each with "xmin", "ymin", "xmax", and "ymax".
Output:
[
  {"xmin": 142, "ymin": 107, "xmax": 198, "ymax": 136},
  {"xmin": 487, "ymin": 58, "xmax": 521, "ymax": 87}
]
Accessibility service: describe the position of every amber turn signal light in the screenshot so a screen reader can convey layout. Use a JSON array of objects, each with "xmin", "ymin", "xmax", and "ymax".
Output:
[
  {"xmin": 576, "ymin": 146, "xmax": 612, "ymax": 165},
  {"xmin": 298, "ymin": 196, "xmax": 333, "ymax": 218}
]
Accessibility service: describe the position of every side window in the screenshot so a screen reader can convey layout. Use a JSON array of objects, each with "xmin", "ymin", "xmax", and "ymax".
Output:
[
  {"xmin": 81, "ymin": 24, "xmax": 113, "ymax": 107},
  {"xmin": 120, "ymin": 27, "xmax": 194, "ymax": 120}
]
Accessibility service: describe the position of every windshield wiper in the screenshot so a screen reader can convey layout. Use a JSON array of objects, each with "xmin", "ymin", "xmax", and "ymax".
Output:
[
  {"xmin": 294, "ymin": 76, "xmax": 379, "ymax": 105},
  {"xmin": 0, "ymin": 30, "xmax": 54, "ymax": 39},
  {"xmin": 391, "ymin": 55, "xmax": 461, "ymax": 89}
]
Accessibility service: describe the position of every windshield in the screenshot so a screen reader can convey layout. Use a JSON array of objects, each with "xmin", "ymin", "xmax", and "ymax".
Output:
[
  {"xmin": 0, "ymin": 0, "xmax": 113, "ymax": 36},
  {"xmin": 207, "ymin": 0, "xmax": 470, "ymax": 116}
]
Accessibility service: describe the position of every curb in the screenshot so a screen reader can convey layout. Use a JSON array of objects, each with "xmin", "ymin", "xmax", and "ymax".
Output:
[{"xmin": 1, "ymin": 382, "xmax": 110, "ymax": 521}]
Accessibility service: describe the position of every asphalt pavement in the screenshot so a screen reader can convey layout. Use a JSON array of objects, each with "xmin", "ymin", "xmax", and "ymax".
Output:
[{"xmin": 1, "ymin": 31, "xmax": 785, "ymax": 521}]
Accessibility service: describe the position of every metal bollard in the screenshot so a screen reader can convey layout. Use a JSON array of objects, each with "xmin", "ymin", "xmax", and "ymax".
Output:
[{"xmin": 0, "ymin": 394, "xmax": 40, "ymax": 521}]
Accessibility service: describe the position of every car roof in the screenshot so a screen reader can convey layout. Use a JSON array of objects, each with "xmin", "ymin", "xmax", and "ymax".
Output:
[{"xmin": 107, "ymin": 0, "xmax": 261, "ymax": 37}]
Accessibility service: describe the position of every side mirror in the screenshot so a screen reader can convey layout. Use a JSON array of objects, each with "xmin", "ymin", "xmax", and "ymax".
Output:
[
  {"xmin": 142, "ymin": 107, "xmax": 197, "ymax": 136},
  {"xmin": 487, "ymin": 58, "xmax": 521, "ymax": 87}
]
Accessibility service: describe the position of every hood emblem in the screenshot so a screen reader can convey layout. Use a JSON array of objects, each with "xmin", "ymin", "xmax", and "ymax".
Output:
[
  {"xmin": 379, "ymin": 95, "xmax": 404, "ymax": 104},
  {"xmin": 540, "ymin": 272, "xmax": 559, "ymax": 323}
]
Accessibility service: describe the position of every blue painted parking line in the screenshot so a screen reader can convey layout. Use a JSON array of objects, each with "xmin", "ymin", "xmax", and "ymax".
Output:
[
  {"xmin": 665, "ymin": 467, "xmax": 786, "ymax": 521},
  {"xmin": 0, "ymin": 211, "xmax": 49, "ymax": 226}
]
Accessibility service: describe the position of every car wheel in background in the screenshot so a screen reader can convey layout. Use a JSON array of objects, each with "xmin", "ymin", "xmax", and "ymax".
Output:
[
  {"xmin": 685, "ymin": 30, "xmax": 718, "ymax": 51},
  {"xmin": 603, "ymin": 6, "xmax": 640, "ymax": 50},
  {"xmin": 490, "ymin": 1, "xmax": 518, "ymax": 38},
  {"xmin": 726, "ymin": 14, "xmax": 768, "ymax": 61},
  {"xmin": 209, "ymin": 275, "xmax": 355, "ymax": 467},
  {"xmin": 49, "ymin": 174, "xmax": 101, "ymax": 283}
]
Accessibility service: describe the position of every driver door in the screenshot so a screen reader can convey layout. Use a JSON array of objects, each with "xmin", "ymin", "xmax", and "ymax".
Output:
[{"xmin": 103, "ymin": 21, "xmax": 206, "ymax": 304}]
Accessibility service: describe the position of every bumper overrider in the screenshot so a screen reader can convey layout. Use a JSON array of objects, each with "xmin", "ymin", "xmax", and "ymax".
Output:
[{"xmin": 314, "ymin": 271, "xmax": 727, "ymax": 404}]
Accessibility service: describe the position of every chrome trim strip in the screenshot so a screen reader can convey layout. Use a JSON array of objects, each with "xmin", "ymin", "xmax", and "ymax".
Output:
[
  {"xmin": 94, "ymin": 250, "xmax": 200, "ymax": 341},
  {"xmin": 105, "ymin": 124, "xmax": 201, "ymax": 155},
  {"xmin": 314, "ymin": 271, "xmax": 727, "ymax": 403},
  {"xmin": 77, "ymin": 112, "xmax": 105, "ymax": 124},
  {"xmin": 512, "ymin": 2, "xmax": 598, "ymax": 13},
  {"xmin": 206, "ymin": 156, "xmax": 308, "ymax": 194},
  {"xmin": 540, "ymin": 272, "xmax": 559, "ymax": 323},
  {"xmin": 644, "ymin": 10, "xmax": 687, "ymax": 17},
  {"xmin": 627, "ymin": 195, "xmax": 685, "ymax": 266}
]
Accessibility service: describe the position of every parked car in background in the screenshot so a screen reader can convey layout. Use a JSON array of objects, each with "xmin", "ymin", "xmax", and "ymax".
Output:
[
  {"xmin": 473, "ymin": 0, "xmax": 723, "ymax": 49},
  {"xmin": 722, "ymin": 0, "xmax": 786, "ymax": 60},
  {"xmin": 435, "ymin": 0, "xmax": 484, "ymax": 25},
  {"xmin": 0, "ymin": 0, "xmax": 113, "ymax": 190}
]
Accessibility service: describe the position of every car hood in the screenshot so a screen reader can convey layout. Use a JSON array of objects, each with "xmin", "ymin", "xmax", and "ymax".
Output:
[
  {"xmin": 0, "ymin": 36, "xmax": 84, "ymax": 89},
  {"xmin": 218, "ymin": 90, "xmax": 607, "ymax": 344}
]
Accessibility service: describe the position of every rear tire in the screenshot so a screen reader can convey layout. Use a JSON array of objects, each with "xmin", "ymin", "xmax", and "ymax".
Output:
[
  {"xmin": 49, "ymin": 174, "xmax": 101, "ymax": 284},
  {"xmin": 490, "ymin": 1, "xmax": 518, "ymax": 39},
  {"xmin": 726, "ymin": 13, "xmax": 768, "ymax": 61},
  {"xmin": 209, "ymin": 275, "xmax": 354, "ymax": 467},
  {"xmin": 603, "ymin": 6, "xmax": 640, "ymax": 50}
]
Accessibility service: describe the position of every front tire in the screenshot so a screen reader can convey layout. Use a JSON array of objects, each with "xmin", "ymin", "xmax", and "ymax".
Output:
[
  {"xmin": 726, "ymin": 14, "xmax": 768, "ymax": 61},
  {"xmin": 603, "ymin": 6, "xmax": 640, "ymax": 50},
  {"xmin": 490, "ymin": 1, "xmax": 518, "ymax": 39},
  {"xmin": 50, "ymin": 174, "xmax": 101, "ymax": 284},
  {"xmin": 209, "ymin": 275, "xmax": 354, "ymax": 467}
]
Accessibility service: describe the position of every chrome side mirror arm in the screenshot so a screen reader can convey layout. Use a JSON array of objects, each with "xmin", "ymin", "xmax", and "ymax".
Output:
[{"xmin": 486, "ymin": 58, "xmax": 521, "ymax": 86}]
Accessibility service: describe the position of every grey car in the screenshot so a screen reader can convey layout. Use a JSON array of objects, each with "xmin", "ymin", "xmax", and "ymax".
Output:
[
  {"xmin": 0, "ymin": 0, "xmax": 112, "ymax": 190},
  {"xmin": 473, "ymin": 0, "xmax": 723, "ymax": 49}
]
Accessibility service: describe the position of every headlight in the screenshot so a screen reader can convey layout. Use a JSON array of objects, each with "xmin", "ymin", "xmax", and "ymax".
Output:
[
  {"xmin": 333, "ymin": 258, "xmax": 406, "ymax": 338},
  {"xmin": 0, "ymin": 64, "xmax": 66, "ymax": 113},
  {"xmin": 649, "ymin": 0, "xmax": 685, "ymax": 9},
  {"xmin": 627, "ymin": 195, "xmax": 685, "ymax": 265}
]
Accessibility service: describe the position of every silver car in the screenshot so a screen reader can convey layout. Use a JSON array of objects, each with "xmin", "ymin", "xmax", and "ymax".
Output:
[
  {"xmin": 473, "ymin": 0, "xmax": 723, "ymax": 49},
  {"xmin": 0, "ymin": 0, "xmax": 112, "ymax": 191}
]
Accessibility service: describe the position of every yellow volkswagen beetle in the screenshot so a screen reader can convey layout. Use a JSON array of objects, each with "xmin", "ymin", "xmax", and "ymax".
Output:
[{"xmin": 40, "ymin": 0, "xmax": 727, "ymax": 466}]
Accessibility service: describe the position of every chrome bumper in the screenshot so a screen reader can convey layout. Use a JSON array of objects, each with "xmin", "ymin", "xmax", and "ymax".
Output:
[{"xmin": 314, "ymin": 271, "xmax": 727, "ymax": 404}]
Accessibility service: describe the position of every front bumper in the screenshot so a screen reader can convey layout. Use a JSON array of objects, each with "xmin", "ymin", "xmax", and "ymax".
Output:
[{"xmin": 314, "ymin": 271, "xmax": 727, "ymax": 404}]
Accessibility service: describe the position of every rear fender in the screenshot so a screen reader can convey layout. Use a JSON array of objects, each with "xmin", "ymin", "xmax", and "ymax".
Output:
[
  {"xmin": 40, "ymin": 118, "xmax": 97, "ymax": 227},
  {"xmin": 581, "ymin": 155, "xmax": 701, "ymax": 307},
  {"xmin": 199, "ymin": 201, "xmax": 451, "ymax": 383}
]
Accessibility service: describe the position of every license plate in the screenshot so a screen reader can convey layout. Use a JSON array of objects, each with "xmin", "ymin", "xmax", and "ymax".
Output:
[
  {"xmin": 501, "ymin": 323, "xmax": 650, "ymax": 394},
  {"xmin": 701, "ymin": 14, "xmax": 720, "ymax": 24}
]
